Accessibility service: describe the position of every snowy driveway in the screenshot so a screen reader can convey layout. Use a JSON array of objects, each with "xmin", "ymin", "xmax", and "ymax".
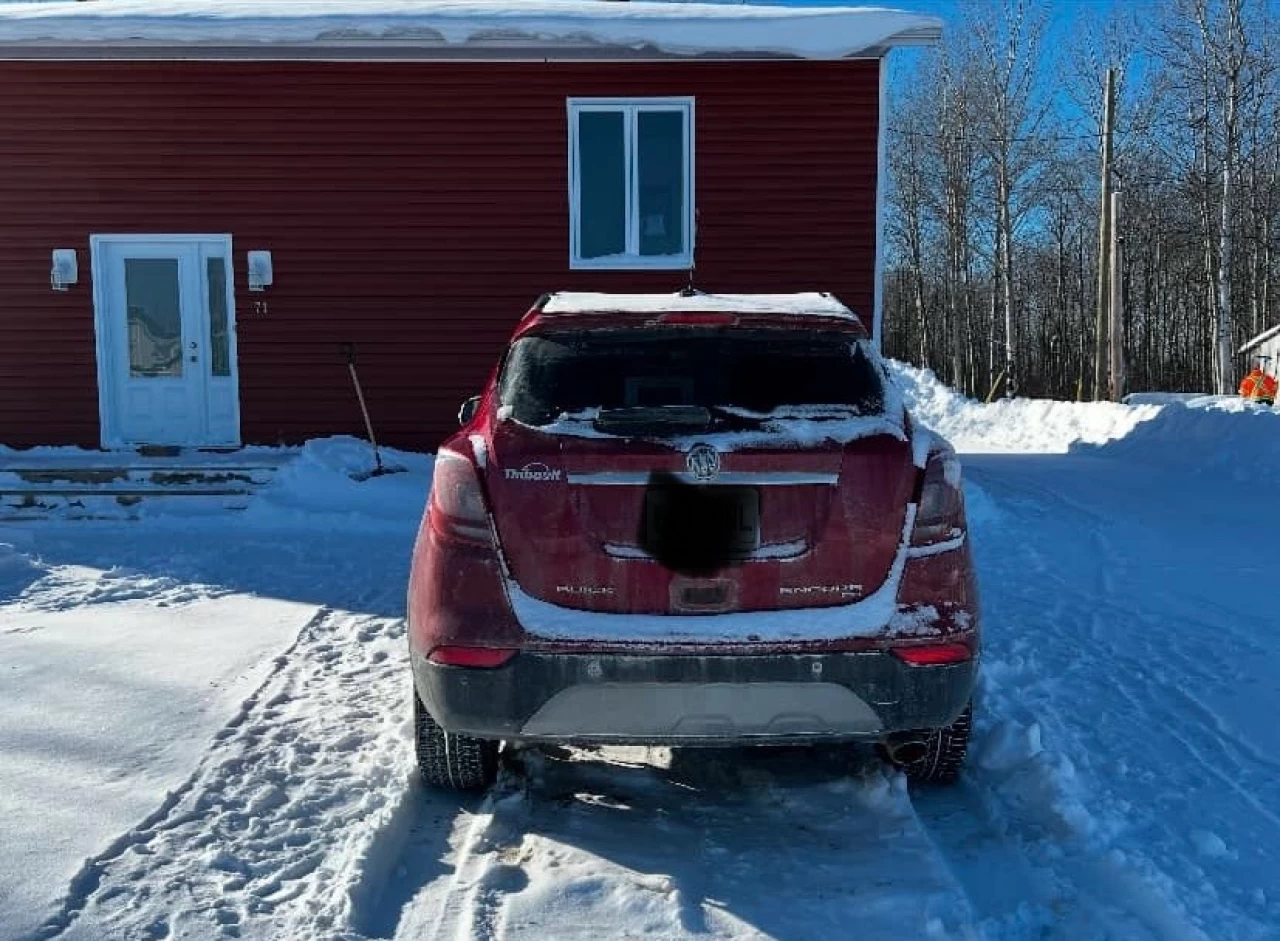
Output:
[{"xmin": 3, "ymin": 385, "xmax": 1279, "ymax": 940}]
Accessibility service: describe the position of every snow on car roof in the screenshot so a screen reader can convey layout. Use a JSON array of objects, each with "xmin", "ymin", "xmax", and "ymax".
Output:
[
  {"xmin": 541, "ymin": 291, "xmax": 861, "ymax": 319},
  {"xmin": 0, "ymin": 1, "xmax": 942, "ymax": 60}
]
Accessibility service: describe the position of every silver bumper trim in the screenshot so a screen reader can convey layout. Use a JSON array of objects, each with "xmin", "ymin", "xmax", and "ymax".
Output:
[{"xmin": 566, "ymin": 470, "xmax": 838, "ymax": 486}]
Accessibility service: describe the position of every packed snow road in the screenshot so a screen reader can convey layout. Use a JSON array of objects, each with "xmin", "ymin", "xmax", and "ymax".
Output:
[{"xmin": 3, "ymin": 377, "xmax": 1280, "ymax": 940}]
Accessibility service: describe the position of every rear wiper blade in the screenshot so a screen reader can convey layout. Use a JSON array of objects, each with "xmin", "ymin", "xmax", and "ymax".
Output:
[{"xmin": 701, "ymin": 405, "xmax": 769, "ymax": 429}]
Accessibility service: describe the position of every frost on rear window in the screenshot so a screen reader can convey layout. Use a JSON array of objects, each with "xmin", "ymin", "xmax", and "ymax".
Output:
[{"xmin": 498, "ymin": 329, "xmax": 884, "ymax": 429}]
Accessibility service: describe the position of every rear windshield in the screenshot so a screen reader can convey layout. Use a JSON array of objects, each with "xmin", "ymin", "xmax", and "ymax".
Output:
[{"xmin": 498, "ymin": 328, "xmax": 884, "ymax": 427}]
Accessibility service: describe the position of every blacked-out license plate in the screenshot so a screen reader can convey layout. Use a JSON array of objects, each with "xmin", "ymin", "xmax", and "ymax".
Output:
[{"xmin": 644, "ymin": 486, "xmax": 761, "ymax": 556}]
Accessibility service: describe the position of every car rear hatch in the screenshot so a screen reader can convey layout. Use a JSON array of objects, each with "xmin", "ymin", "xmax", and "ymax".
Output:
[{"xmin": 482, "ymin": 325, "xmax": 914, "ymax": 617}]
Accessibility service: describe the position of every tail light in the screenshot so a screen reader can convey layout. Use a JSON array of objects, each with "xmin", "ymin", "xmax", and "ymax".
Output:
[
  {"xmin": 429, "ymin": 645, "xmax": 517, "ymax": 668},
  {"xmin": 891, "ymin": 642, "xmax": 972, "ymax": 666},
  {"xmin": 912, "ymin": 446, "xmax": 965, "ymax": 546},
  {"xmin": 429, "ymin": 449, "xmax": 491, "ymax": 544}
]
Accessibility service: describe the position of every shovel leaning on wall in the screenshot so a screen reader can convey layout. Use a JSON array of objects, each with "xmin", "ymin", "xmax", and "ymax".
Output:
[{"xmin": 342, "ymin": 342, "xmax": 407, "ymax": 481}]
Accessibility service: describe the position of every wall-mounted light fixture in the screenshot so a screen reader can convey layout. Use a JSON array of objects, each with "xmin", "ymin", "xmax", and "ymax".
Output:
[
  {"xmin": 247, "ymin": 250, "xmax": 273, "ymax": 292},
  {"xmin": 50, "ymin": 249, "xmax": 78, "ymax": 291}
]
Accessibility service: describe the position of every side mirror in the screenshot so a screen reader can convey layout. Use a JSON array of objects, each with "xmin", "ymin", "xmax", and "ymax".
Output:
[{"xmin": 458, "ymin": 395, "xmax": 481, "ymax": 426}]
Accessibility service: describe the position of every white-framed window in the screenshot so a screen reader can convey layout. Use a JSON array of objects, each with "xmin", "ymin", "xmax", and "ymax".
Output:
[{"xmin": 567, "ymin": 97, "xmax": 694, "ymax": 270}]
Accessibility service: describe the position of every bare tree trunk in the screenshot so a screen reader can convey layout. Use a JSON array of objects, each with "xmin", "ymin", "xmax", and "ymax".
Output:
[
  {"xmin": 913, "ymin": 262, "xmax": 929, "ymax": 368},
  {"xmin": 1216, "ymin": 65, "xmax": 1237, "ymax": 393},
  {"xmin": 1094, "ymin": 68, "xmax": 1115, "ymax": 400},
  {"xmin": 988, "ymin": 281, "xmax": 999, "ymax": 394},
  {"xmin": 998, "ymin": 162, "xmax": 1017, "ymax": 397},
  {"xmin": 1199, "ymin": 82, "xmax": 1219, "ymax": 388},
  {"xmin": 963, "ymin": 259, "xmax": 977, "ymax": 397},
  {"xmin": 1250, "ymin": 168, "xmax": 1260, "ymax": 337},
  {"xmin": 944, "ymin": 148, "xmax": 969, "ymax": 392},
  {"xmin": 948, "ymin": 229, "xmax": 966, "ymax": 390},
  {"xmin": 1077, "ymin": 231, "xmax": 1089, "ymax": 400},
  {"xmin": 1265, "ymin": 216, "xmax": 1273, "ymax": 336}
]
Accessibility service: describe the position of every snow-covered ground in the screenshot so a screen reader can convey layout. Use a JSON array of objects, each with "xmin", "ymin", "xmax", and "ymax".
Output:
[{"xmin": 3, "ymin": 379, "xmax": 1279, "ymax": 940}]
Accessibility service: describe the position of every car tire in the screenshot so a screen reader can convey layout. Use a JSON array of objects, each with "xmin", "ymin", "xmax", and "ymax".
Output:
[
  {"xmin": 897, "ymin": 702, "xmax": 973, "ymax": 785},
  {"xmin": 413, "ymin": 688, "xmax": 499, "ymax": 791}
]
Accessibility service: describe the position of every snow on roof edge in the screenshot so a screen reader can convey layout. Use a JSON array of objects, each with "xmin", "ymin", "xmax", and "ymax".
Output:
[
  {"xmin": 0, "ymin": 1, "xmax": 943, "ymax": 61},
  {"xmin": 1240, "ymin": 323, "xmax": 1280, "ymax": 354}
]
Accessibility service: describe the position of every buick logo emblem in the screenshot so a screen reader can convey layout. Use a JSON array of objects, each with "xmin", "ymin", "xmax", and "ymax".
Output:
[{"xmin": 686, "ymin": 444, "xmax": 720, "ymax": 481}]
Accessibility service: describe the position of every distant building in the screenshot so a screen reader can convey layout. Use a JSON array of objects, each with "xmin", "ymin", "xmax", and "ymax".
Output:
[{"xmin": 1241, "ymin": 324, "xmax": 1280, "ymax": 376}]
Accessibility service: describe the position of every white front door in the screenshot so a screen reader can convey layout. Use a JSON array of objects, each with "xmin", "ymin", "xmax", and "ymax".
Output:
[{"xmin": 92, "ymin": 236, "xmax": 240, "ymax": 448}]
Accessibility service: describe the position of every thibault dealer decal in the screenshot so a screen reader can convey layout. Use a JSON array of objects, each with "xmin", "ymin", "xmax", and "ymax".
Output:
[{"xmin": 504, "ymin": 462, "xmax": 562, "ymax": 482}]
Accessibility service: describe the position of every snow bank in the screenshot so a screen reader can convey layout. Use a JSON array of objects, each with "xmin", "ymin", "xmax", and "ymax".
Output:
[
  {"xmin": 0, "ymin": 535, "xmax": 43, "ymax": 602},
  {"xmin": 1123, "ymin": 391, "xmax": 1213, "ymax": 406},
  {"xmin": 242, "ymin": 435, "xmax": 432, "ymax": 528},
  {"xmin": 888, "ymin": 361, "xmax": 1160, "ymax": 454},
  {"xmin": 1076, "ymin": 395, "xmax": 1280, "ymax": 486},
  {"xmin": 0, "ymin": 1, "xmax": 942, "ymax": 60},
  {"xmin": 891, "ymin": 361, "xmax": 1280, "ymax": 484}
]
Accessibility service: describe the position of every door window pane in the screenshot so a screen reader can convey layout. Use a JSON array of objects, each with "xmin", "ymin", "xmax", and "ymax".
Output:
[
  {"xmin": 125, "ymin": 258, "xmax": 182, "ymax": 378},
  {"xmin": 577, "ymin": 110, "xmax": 627, "ymax": 259},
  {"xmin": 637, "ymin": 110, "xmax": 686, "ymax": 257},
  {"xmin": 206, "ymin": 257, "xmax": 230, "ymax": 377}
]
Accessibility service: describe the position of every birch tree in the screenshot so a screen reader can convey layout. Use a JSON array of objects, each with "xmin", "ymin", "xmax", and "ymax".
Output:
[{"xmin": 970, "ymin": 0, "xmax": 1052, "ymax": 399}]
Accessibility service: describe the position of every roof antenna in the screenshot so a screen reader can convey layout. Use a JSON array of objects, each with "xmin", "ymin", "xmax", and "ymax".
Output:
[{"xmin": 679, "ymin": 209, "xmax": 700, "ymax": 297}]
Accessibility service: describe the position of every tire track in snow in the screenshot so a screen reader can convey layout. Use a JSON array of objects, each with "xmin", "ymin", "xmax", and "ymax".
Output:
[
  {"xmin": 957, "ymin": 459, "xmax": 1277, "ymax": 938},
  {"xmin": 971, "ymin": 466, "xmax": 1278, "ymax": 792},
  {"xmin": 989, "ymin": 469, "xmax": 1280, "ymax": 835},
  {"xmin": 27, "ymin": 607, "xmax": 433, "ymax": 941},
  {"xmin": 392, "ymin": 746, "xmax": 981, "ymax": 941},
  {"xmin": 340, "ymin": 769, "xmax": 482, "ymax": 940},
  {"xmin": 915, "ymin": 768, "xmax": 1215, "ymax": 941},
  {"xmin": 422, "ymin": 786, "xmax": 514, "ymax": 941}
]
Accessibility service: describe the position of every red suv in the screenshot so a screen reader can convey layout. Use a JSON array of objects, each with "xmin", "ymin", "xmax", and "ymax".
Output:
[{"xmin": 408, "ymin": 292, "xmax": 979, "ymax": 790}]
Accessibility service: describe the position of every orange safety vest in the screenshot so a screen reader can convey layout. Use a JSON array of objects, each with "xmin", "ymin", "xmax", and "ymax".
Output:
[{"xmin": 1240, "ymin": 368, "xmax": 1278, "ymax": 402}]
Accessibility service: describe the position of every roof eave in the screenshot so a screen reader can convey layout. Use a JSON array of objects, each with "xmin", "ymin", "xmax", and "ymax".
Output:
[
  {"xmin": 1240, "ymin": 323, "xmax": 1280, "ymax": 354},
  {"xmin": 870, "ymin": 24, "xmax": 943, "ymax": 48},
  {"xmin": 0, "ymin": 26, "xmax": 943, "ymax": 62}
]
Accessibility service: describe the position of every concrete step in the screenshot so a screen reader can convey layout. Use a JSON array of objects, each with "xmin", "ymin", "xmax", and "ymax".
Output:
[
  {"xmin": 1, "ymin": 487, "xmax": 253, "ymax": 500},
  {"xmin": 0, "ymin": 452, "xmax": 290, "ymax": 520},
  {"xmin": 7, "ymin": 467, "xmax": 276, "ymax": 488},
  {"xmin": 0, "ymin": 491, "xmax": 255, "ymax": 521}
]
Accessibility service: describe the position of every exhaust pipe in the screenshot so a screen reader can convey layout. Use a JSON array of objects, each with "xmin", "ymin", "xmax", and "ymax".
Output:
[{"xmin": 884, "ymin": 736, "xmax": 929, "ymax": 765}]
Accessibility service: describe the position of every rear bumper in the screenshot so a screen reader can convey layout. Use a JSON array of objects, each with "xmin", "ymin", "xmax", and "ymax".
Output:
[{"xmin": 411, "ymin": 649, "xmax": 977, "ymax": 745}]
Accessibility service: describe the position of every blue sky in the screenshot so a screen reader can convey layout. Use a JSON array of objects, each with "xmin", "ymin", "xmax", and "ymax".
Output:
[
  {"xmin": 871, "ymin": 0, "xmax": 1128, "ymax": 22},
  {"xmin": 777, "ymin": 0, "xmax": 1132, "ymax": 44}
]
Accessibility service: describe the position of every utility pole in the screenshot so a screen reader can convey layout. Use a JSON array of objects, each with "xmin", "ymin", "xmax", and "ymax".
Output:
[
  {"xmin": 1108, "ymin": 190, "xmax": 1125, "ymax": 401},
  {"xmin": 1093, "ymin": 68, "xmax": 1116, "ymax": 401}
]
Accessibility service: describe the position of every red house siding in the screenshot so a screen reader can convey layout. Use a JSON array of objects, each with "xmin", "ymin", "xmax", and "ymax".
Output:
[{"xmin": 0, "ymin": 59, "xmax": 880, "ymax": 451}]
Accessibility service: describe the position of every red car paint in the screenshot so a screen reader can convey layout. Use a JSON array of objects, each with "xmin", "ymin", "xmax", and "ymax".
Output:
[{"xmin": 408, "ymin": 296, "xmax": 979, "ymax": 662}]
